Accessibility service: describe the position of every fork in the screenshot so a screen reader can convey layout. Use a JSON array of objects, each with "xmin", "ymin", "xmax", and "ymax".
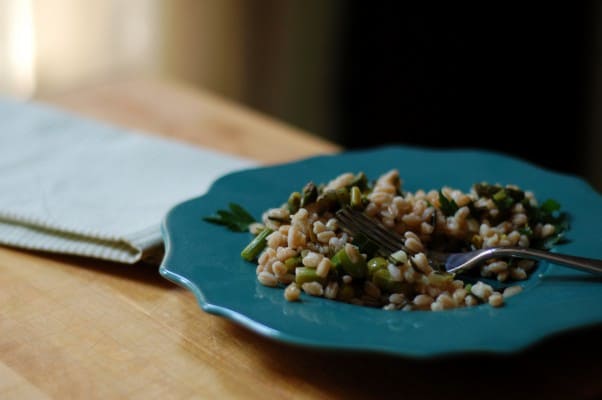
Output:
[{"xmin": 335, "ymin": 207, "xmax": 602, "ymax": 275}]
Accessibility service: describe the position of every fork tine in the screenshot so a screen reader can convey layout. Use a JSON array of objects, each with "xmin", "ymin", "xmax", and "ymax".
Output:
[
  {"xmin": 336, "ymin": 208, "xmax": 405, "ymax": 255},
  {"xmin": 344, "ymin": 212, "xmax": 401, "ymax": 253},
  {"xmin": 338, "ymin": 213, "xmax": 399, "ymax": 255}
]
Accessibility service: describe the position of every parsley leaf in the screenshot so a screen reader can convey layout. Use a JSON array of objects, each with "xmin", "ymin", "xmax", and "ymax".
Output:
[
  {"xmin": 438, "ymin": 190, "xmax": 459, "ymax": 216},
  {"xmin": 203, "ymin": 203, "xmax": 256, "ymax": 232},
  {"xmin": 529, "ymin": 198, "xmax": 570, "ymax": 250},
  {"xmin": 492, "ymin": 189, "xmax": 515, "ymax": 211},
  {"xmin": 540, "ymin": 198, "xmax": 561, "ymax": 214}
]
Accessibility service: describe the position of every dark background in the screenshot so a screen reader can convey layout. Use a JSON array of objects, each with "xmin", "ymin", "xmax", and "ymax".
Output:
[{"xmin": 335, "ymin": 3, "xmax": 596, "ymax": 179}]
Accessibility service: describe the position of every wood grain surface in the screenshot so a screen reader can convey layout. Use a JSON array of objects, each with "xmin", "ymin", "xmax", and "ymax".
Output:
[{"xmin": 1, "ymin": 77, "xmax": 600, "ymax": 400}]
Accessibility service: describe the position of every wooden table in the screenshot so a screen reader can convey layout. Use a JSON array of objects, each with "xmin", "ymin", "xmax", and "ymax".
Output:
[{"xmin": 1, "ymin": 78, "xmax": 600, "ymax": 399}]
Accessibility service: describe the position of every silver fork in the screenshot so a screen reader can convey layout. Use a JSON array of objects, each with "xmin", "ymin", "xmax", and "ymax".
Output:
[{"xmin": 335, "ymin": 207, "xmax": 602, "ymax": 275}]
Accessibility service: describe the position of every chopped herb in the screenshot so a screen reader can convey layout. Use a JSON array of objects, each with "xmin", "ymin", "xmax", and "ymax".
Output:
[
  {"xmin": 540, "ymin": 198, "xmax": 561, "ymax": 214},
  {"xmin": 465, "ymin": 283, "xmax": 473, "ymax": 294},
  {"xmin": 529, "ymin": 198, "xmax": 570, "ymax": 250},
  {"xmin": 518, "ymin": 225, "xmax": 534, "ymax": 237},
  {"xmin": 492, "ymin": 189, "xmax": 515, "ymax": 211},
  {"xmin": 438, "ymin": 190, "xmax": 459, "ymax": 216},
  {"xmin": 203, "ymin": 203, "xmax": 256, "ymax": 232},
  {"xmin": 506, "ymin": 187, "xmax": 525, "ymax": 202}
]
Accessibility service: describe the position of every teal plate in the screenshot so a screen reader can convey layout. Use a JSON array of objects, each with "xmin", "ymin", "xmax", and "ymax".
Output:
[{"xmin": 159, "ymin": 146, "xmax": 602, "ymax": 358}]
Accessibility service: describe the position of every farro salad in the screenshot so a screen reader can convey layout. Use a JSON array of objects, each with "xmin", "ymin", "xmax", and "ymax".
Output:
[{"xmin": 205, "ymin": 169, "xmax": 568, "ymax": 311}]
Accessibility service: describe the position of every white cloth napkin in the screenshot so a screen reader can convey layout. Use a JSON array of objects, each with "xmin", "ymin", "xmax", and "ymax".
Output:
[{"xmin": 0, "ymin": 97, "xmax": 256, "ymax": 263}]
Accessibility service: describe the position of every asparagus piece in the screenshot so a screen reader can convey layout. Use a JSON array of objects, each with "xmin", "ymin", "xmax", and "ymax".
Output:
[
  {"xmin": 295, "ymin": 267, "xmax": 324, "ymax": 285},
  {"xmin": 330, "ymin": 244, "xmax": 367, "ymax": 279},
  {"xmin": 241, "ymin": 228, "xmax": 273, "ymax": 261}
]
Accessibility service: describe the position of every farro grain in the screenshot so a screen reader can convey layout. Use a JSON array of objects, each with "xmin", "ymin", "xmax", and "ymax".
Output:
[
  {"xmin": 507, "ymin": 230, "xmax": 521, "ymax": 244},
  {"xmin": 402, "ymin": 213, "xmax": 422, "ymax": 229},
  {"xmin": 426, "ymin": 286, "xmax": 441, "ymax": 298},
  {"xmin": 272, "ymin": 261, "xmax": 288, "ymax": 277},
  {"xmin": 267, "ymin": 231, "xmax": 287, "ymax": 249},
  {"xmin": 278, "ymin": 273, "xmax": 295, "ymax": 284},
  {"xmin": 465, "ymin": 294, "xmax": 478, "ymax": 306},
  {"xmin": 405, "ymin": 237, "xmax": 423, "ymax": 253},
  {"xmin": 387, "ymin": 263, "xmax": 403, "ymax": 281},
  {"xmin": 249, "ymin": 222, "xmax": 265, "ymax": 235},
  {"xmin": 276, "ymin": 247, "xmax": 297, "ymax": 262},
  {"xmin": 496, "ymin": 270, "xmax": 509, "ymax": 282},
  {"xmin": 413, "ymin": 294, "xmax": 434, "ymax": 308},
  {"xmin": 389, "ymin": 293, "xmax": 405, "ymax": 304},
  {"xmin": 488, "ymin": 292, "xmax": 504, "ymax": 307},
  {"xmin": 541, "ymin": 223, "xmax": 556, "ymax": 238},
  {"xmin": 324, "ymin": 172, "xmax": 355, "ymax": 191},
  {"xmin": 453, "ymin": 288, "xmax": 467, "ymax": 303},
  {"xmin": 435, "ymin": 293, "xmax": 455, "ymax": 309},
  {"xmin": 486, "ymin": 261, "xmax": 508, "ymax": 274},
  {"xmin": 325, "ymin": 218, "xmax": 338, "ymax": 231},
  {"xmin": 317, "ymin": 230, "xmax": 335, "ymax": 243},
  {"xmin": 512, "ymin": 213, "xmax": 528, "ymax": 226},
  {"xmin": 302, "ymin": 281, "xmax": 324, "ymax": 296},
  {"xmin": 278, "ymin": 223, "xmax": 290, "ymax": 235},
  {"xmin": 420, "ymin": 222, "xmax": 434, "ymax": 235},
  {"xmin": 403, "ymin": 266, "xmax": 417, "ymax": 283},
  {"xmin": 287, "ymin": 225, "xmax": 307, "ymax": 249},
  {"xmin": 510, "ymin": 266, "xmax": 527, "ymax": 280},
  {"xmin": 302, "ymin": 251, "xmax": 323, "ymax": 268},
  {"xmin": 258, "ymin": 271, "xmax": 278, "ymax": 287},
  {"xmin": 324, "ymin": 281, "xmax": 339, "ymax": 299},
  {"xmin": 411, "ymin": 253, "xmax": 432, "ymax": 274},
  {"xmin": 471, "ymin": 281, "xmax": 493, "ymax": 300},
  {"xmin": 284, "ymin": 283, "xmax": 301, "ymax": 301},
  {"xmin": 518, "ymin": 234, "xmax": 530, "ymax": 248},
  {"xmin": 503, "ymin": 285, "xmax": 523, "ymax": 298},
  {"xmin": 344, "ymin": 243, "xmax": 361, "ymax": 264},
  {"xmin": 316, "ymin": 258, "xmax": 331, "ymax": 278},
  {"xmin": 258, "ymin": 247, "xmax": 276, "ymax": 266}
]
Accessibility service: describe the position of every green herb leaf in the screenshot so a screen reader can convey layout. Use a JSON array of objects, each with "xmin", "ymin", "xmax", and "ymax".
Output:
[
  {"xmin": 203, "ymin": 203, "xmax": 256, "ymax": 232},
  {"xmin": 438, "ymin": 190, "xmax": 459, "ymax": 217},
  {"xmin": 540, "ymin": 198, "xmax": 561, "ymax": 214},
  {"xmin": 529, "ymin": 198, "xmax": 570, "ymax": 250},
  {"xmin": 518, "ymin": 225, "xmax": 533, "ymax": 237},
  {"xmin": 492, "ymin": 189, "xmax": 515, "ymax": 211}
]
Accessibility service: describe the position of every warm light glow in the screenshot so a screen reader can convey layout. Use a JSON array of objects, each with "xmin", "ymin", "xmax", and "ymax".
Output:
[{"xmin": 2, "ymin": 0, "xmax": 36, "ymax": 97}]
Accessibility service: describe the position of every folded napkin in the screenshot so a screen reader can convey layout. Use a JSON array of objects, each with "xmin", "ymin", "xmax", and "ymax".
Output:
[{"xmin": 0, "ymin": 97, "xmax": 255, "ymax": 263}]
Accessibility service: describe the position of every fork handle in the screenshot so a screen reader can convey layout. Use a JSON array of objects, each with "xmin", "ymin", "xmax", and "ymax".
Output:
[{"xmin": 491, "ymin": 247, "xmax": 602, "ymax": 275}]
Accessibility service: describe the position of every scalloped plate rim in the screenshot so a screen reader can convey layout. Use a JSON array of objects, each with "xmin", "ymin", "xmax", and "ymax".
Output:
[{"xmin": 159, "ymin": 145, "xmax": 602, "ymax": 358}]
